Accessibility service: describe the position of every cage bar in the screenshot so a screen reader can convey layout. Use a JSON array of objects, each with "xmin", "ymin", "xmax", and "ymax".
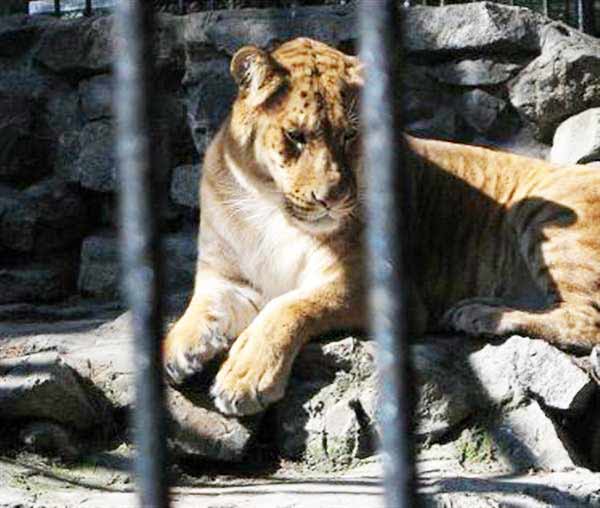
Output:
[
  {"xmin": 114, "ymin": 1, "xmax": 169, "ymax": 507},
  {"xmin": 54, "ymin": 0, "xmax": 60, "ymax": 15},
  {"xmin": 84, "ymin": 0, "xmax": 92, "ymax": 16},
  {"xmin": 359, "ymin": 1, "xmax": 417, "ymax": 507}
]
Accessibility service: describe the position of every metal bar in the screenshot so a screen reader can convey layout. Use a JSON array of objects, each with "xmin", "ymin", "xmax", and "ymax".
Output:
[
  {"xmin": 84, "ymin": 0, "xmax": 92, "ymax": 16},
  {"xmin": 54, "ymin": 0, "xmax": 60, "ymax": 15},
  {"xmin": 578, "ymin": 0, "xmax": 595, "ymax": 34},
  {"xmin": 114, "ymin": 1, "xmax": 169, "ymax": 508},
  {"xmin": 359, "ymin": 1, "xmax": 417, "ymax": 508},
  {"xmin": 542, "ymin": 0, "xmax": 549, "ymax": 18},
  {"xmin": 179, "ymin": 0, "xmax": 185, "ymax": 15}
]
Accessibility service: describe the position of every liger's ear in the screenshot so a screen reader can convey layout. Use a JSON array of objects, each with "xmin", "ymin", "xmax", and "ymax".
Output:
[{"xmin": 230, "ymin": 45, "xmax": 287, "ymax": 106}]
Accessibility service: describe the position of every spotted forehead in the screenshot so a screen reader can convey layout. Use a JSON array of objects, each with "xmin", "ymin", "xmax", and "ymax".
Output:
[{"xmin": 271, "ymin": 39, "xmax": 356, "ymax": 126}]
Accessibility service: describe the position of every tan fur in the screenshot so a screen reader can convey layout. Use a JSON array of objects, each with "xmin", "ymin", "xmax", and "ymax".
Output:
[{"xmin": 164, "ymin": 38, "xmax": 600, "ymax": 416}]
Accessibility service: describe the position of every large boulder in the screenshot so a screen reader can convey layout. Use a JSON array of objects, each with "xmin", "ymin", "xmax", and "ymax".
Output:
[{"xmin": 510, "ymin": 23, "xmax": 600, "ymax": 141}]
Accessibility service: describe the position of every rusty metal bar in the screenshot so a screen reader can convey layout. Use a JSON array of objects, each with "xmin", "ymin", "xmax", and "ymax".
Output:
[
  {"xmin": 359, "ymin": 1, "xmax": 417, "ymax": 507},
  {"xmin": 114, "ymin": 1, "xmax": 169, "ymax": 507}
]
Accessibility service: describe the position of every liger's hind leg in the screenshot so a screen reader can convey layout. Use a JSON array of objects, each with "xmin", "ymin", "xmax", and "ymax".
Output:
[{"xmin": 446, "ymin": 223, "xmax": 600, "ymax": 351}]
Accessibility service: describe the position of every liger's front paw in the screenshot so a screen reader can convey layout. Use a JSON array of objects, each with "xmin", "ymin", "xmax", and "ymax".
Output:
[
  {"xmin": 163, "ymin": 315, "xmax": 230, "ymax": 385},
  {"xmin": 210, "ymin": 331, "xmax": 290, "ymax": 416}
]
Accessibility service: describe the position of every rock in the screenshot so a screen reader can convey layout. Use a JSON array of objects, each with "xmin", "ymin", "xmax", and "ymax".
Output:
[
  {"xmin": 79, "ymin": 74, "xmax": 113, "ymax": 121},
  {"xmin": 456, "ymin": 89, "xmax": 508, "ymax": 136},
  {"xmin": 170, "ymin": 164, "xmax": 200, "ymax": 209},
  {"xmin": 77, "ymin": 233, "xmax": 122, "ymax": 300},
  {"xmin": 273, "ymin": 337, "xmax": 380, "ymax": 467},
  {"xmin": 167, "ymin": 386, "xmax": 261, "ymax": 462},
  {"xmin": 34, "ymin": 14, "xmax": 184, "ymax": 76},
  {"xmin": 412, "ymin": 338, "xmax": 477, "ymax": 440},
  {"xmin": 550, "ymin": 108, "xmax": 600, "ymax": 165},
  {"xmin": 0, "ymin": 14, "xmax": 56, "ymax": 58},
  {"xmin": 427, "ymin": 59, "xmax": 522, "ymax": 87},
  {"xmin": 510, "ymin": 23, "xmax": 600, "ymax": 141},
  {"xmin": 19, "ymin": 421, "xmax": 81, "ymax": 461},
  {"xmin": 404, "ymin": 2, "xmax": 546, "ymax": 56},
  {"xmin": 0, "ymin": 92, "xmax": 49, "ymax": 185},
  {"xmin": 406, "ymin": 106, "xmax": 460, "ymax": 141},
  {"xmin": 34, "ymin": 16, "xmax": 114, "ymax": 75},
  {"xmin": 0, "ymin": 255, "xmax": 78, "ymax": 304},
  {"xmin": 78, "ymin": 231, "xmax": 197, "ymax": 300},
  {"xmin": 0, "ymin": 178, "xmax": 88, "ymax": 254},
  {"xmin": 75, "ymin": 120, "xmax": 116, "ymax": 192},
  {"xmin": 488, "ymin": 400, "xmax": 580, "ymax": 471},
  {"xmin": 0, "ymin": 311, "xmax": 259, "ymax": 462},
  {"xmin": 183, "ymin": 6, "xmax": 355, "ymax": 58},
  {"xmin": 183, "ymin": 58, "xmax": 236, "ymax": 156},
  {"xmin": 468, "ymin": 336, "xmax": 595, "ymax": 413},
  {"xmin": 0, "ymin": 352, "xmax": 107, "ymax": 431}
]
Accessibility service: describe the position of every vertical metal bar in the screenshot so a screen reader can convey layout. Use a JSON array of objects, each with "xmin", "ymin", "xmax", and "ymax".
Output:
[
  {"xmin": 54, "ymin": 0, "xmax": 60, "ymax": 16},
  {"xmin": 114, "ymin": 2, "xmax": 169, "ymax": 508},
  {"xmin": 84, "ymin": 0, "xmax": 92, "ymax": 16},
  {"xmin": 578, "ymin": 0, "xmax": 594, "ymax": 34},
  {"xmin": 542, "ymin": 0, "xmax": 549, "ymax": 18},
  {"xmin": 179, "ymin": 0, "xmax": 185, "ymax": 14},
  {"xmin": 359, "ymin": 1, "xmax": 417, "ymax": 508}
]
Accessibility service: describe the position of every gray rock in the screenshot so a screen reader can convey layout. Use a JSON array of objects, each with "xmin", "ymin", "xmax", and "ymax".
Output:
[
  {"xmin": 406, "ymin": 105, "xmax": 460, "ymax": 141},
  {"xmin": 167, "ymin": 386, "xmax": 261, "ymax": 462},
  {"xmin": 489, "ymin": 400, "xmax": 580, "ymax": 471},
  {"xmin": 273, "ymin": 337, "xmax": 380, "ymax": 467},
  {"xmin": 456, "ymin": 89, "xmax": 508, "ymax": 135},
  {"xmin": 0, "ymin": 92, "xmax": 49, "ymax": 185},
  {"xmin": 404, "ymin": 2, "xmax": 546, "ymax": 55},
  {"xmin": 412, "ymin": 338, "xmax": 477, "ymax": 440},
  {"xmin": 510, "ymin": 23, "xmax": 600, "ymax": 141},
  {"xmin": 78, "ymin": 231, "xmax": 197, "ymax": 300},
  {"xmin": 0, "ymin": 352, "xmax": 105, "ymax": 431},
  {"xmin": 427, "ymin": 59, "xmax": 522, "ymax": 87},
  {"xmin": 469, "ymin": 336, "xmax": 595, "ymax": 413},
  {"xmin": 34, "ymin": 14, "xmax": 184, "ymax": 75},
  {"xmin": 183, "ymin": 6, "xmax": 355, "ymax": 58},
  {"xmin": 75, "ymin": 120, "xmax": 115, "ymax": 192},
  {"xmin": 77, "ymin": 233, "xmax": 122, "ymax": 300},
  {"xmin": 0, "ymin": 14, "xmax": 56, "ymax": 58},
  {"xmin": 0, "ymin": 178, "xmax": 88, "ymax": 254},
  {"xmin": 170, "ymin": 164, "xmax": 200, "ymax": 209},
  {"xmin": 0, "ymin": 256, "xmax": 78, "ymax": 304},
  {"xmin": 34, "ymin": 16, "xmax": 114, "ymax": 75},
  {"xmin": 79, "ymin": 74, "xmax": 113, "ymax": 121},
  {"xmin": 184, "ymin": 58, "xmax": 236, "ymax": 156},
  {"xmin": 0, "ymin": 311, "xmax": 259, "ymax": 462},
  {"xmin": 551, "ymin": 108, "xmax": 600, "ymax": 165}
]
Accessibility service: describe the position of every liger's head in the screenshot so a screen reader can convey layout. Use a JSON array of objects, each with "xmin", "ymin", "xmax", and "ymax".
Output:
[{"xmin": 227, "ymin": 37, "xmax": 364, "ymax": 235}]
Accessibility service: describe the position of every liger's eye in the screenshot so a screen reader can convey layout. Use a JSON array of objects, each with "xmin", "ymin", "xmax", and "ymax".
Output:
[{"xmin": 285, "ymin": 129, "xmax": 306, "ymax": 150}]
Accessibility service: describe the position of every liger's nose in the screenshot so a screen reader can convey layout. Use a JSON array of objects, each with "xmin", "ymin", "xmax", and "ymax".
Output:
[{"xmin": 311, "ymin": 185, "xmax": 344, "ymax": 209}]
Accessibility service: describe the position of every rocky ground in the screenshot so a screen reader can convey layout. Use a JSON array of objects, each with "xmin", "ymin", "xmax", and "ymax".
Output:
[{"xmin": 4, "ymin": 2, "xmax": 600, "ymax": 506}]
